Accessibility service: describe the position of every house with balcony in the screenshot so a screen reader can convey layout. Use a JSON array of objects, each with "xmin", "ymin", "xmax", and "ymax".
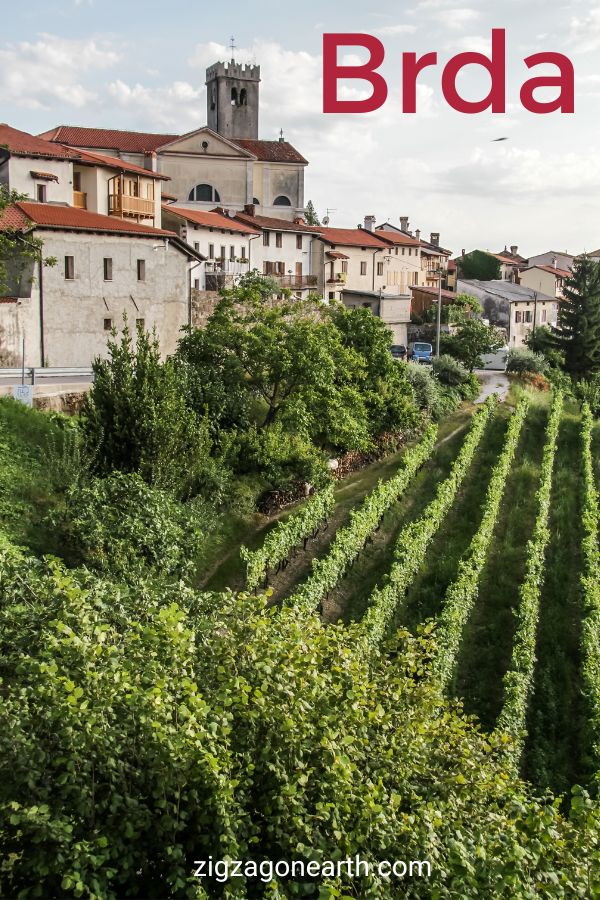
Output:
[
  {"xmin": 161, "ymin": 204, "xmax": 260, "ymax": 291},
  {"xmin": 375, "ymin": 218, "xmax": 451, "ymax": 290},
  {"xmin": 232, "ymin": 206, "xmax": 320, "ymax": 298}
]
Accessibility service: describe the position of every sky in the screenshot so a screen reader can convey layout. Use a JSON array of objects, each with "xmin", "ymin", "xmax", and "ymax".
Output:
[{"xmin": 1, "ymin": 0, "xmax": 599, "ymax": 257}]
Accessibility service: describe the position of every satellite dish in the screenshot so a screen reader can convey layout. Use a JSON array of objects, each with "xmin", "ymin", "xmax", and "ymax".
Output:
[{"xmin": 323, "ymin": 216, "xmax": 330, "ymax": 225}]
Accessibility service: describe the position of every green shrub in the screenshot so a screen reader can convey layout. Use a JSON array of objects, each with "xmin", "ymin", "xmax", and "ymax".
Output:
[
  {"xmin": 236, "ymin": 423, "xmax": 329, "ymax": 491},
  {"xmin": 506, "ymin": 347, "xmax": 548, "ymax": 376},
  {"xmin": 433, "ymin": 353, "xmax": 470, "ymax": 387},
  {"xmin": 52, "ymin": 472, "xmax": 207, "ymax": 578}
]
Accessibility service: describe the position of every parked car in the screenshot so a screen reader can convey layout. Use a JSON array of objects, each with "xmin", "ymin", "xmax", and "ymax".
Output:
[
  {"xmin": 408, "ymin": 341, "xmax": 433, "ymax": 364},
  {"xmin": 390, "ymin": 344, "xmax": 407, "ymax": 360}
]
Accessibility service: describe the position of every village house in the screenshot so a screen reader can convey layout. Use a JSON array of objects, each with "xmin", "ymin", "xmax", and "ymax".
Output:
[
  {"xmin": 528, "ymin": 250, "xmax": 575, "ymax": 271},
  {"xmin": 519, "ymin": 262, "xmax": 570, "ymax": 299},
  {"xmin": 40, "ymin": 54, "xmax": 308, "ymax": 222},
  {"xmin": 375, "ymin": 217, "xmax": 451, "ymax": 289},
  {"xmin": 458, "ymin": 278, "xmax": 558, "ymax": 348}
]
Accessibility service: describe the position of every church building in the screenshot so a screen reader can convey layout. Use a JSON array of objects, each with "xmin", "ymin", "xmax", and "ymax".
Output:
[{"xmin": 40, "ymin": 52, "xmax": 308, "ymax": 222}]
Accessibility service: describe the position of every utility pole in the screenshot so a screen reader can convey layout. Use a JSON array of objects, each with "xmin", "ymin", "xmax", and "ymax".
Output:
[{"xmin": 435, "ymin": 267, "xmax": 443, "ymax": 356}]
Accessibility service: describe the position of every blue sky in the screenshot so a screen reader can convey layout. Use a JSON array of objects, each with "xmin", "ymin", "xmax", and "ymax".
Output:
[{"xmin": 2, "ymin": 0, "xmax": 600, "ymax": 255}]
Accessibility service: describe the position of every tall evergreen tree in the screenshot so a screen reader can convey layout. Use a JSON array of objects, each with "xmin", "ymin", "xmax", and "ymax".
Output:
[
  {"xmin": 555, "ymin": 255, "xmax": 600, "ymax": 377},
  {"xmin": 304, "ymin": 200, "xmax": 321, "ymax": 226}
]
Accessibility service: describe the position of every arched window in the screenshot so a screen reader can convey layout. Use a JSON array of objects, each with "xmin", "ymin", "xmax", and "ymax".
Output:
[
  {"xmin": 240, "ymin": 88, "xmax": 247, "ymax": 106},
  {"xmin": 188, "ymin": 184, "xmax": 221, "ymax": 203},
  {"xmin": 253, "ymin": 197, "xmax": 260, "ymax": 205},
  {"xmin": 273, "ymin": 195, "xmax": 292, "ymax": 206},
  {"xmin": 231, "ymin": 87, "xmax": 238, "ymax": 106}
]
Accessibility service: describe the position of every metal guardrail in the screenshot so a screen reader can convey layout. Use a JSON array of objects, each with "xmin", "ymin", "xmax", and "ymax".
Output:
[{"xmin": 0, "ymin": 368, "xmax": 94, "ymax": 382}]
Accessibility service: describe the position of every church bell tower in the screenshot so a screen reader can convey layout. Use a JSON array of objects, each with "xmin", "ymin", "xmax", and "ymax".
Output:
[{"xmin": 206, "ymin": 42, "xmax": 261, "ymax": 140}]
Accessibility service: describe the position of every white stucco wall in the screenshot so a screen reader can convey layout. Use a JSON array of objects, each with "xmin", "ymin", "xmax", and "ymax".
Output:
[
  {"xmin": 509, "ymin": 299, "xmax": 559, "ymax": 348},
  {"xmin": 5, "ymin": 156, "xmax": 74, "ymax": 203},
  {"xmin": 0, "ymin": 230, "xmax": 191, "ymax": 366}
]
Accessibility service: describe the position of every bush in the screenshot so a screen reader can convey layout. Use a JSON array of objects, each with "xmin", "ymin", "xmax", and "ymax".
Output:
[
  {"xmin": 433, "ymin": 354, "xmax": 470, "ymax": 387},
  {"xmin": 506, "ymin": 347, "xmax": 548, "ymax": 376},
  {"xmin": 51, "ymin": 472, "xmax": 208, "ymax": 579},
  {"xmin": 405, "ymin": 363, "xmax": 472, "ymax": 420},
  {"xmin": 236, "ymin": 423, "xmax": 329, "ymax": 491}
]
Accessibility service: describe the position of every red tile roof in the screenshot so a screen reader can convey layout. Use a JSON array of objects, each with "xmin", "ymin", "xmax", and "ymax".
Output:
[
  {"xmin": 410, "ymin": 285, "xmax": 458, "ymax": 300},
  {"xmin": 74, "ymin": 148, "xmax": 170, "ymax": 181},
  {"xmin": 0, "ymin": 201, "xmax": 175, "ymax": 238},
  {"xmin": 318, "ymin": 227, "xmax": 391, "ymax": 249},
  {"xmin": 326, "ymin": 250, "xmax": 349, "ymax": 260},
  {"xmin": 375, "ymin": 229, "xmax": 421, "ymax": 247},
  {"xmin": 164, "ymin": 205, "xmax": 259, "ymax": 234},
  {"xmin": 30, "ymin": 170, "xmax": 59, "ymax": 182},
  {"xmin": 0, "ymin": 123, "xmax": 78, "ymax": 160},
  {"xmin": 234, "ymin": 211, "xmax": 319, "ymax": 233},
  {"xmin": 38, "ymin": 125, "xmax": 178, "ymax": 154},
  {"xmin": 233, "ymin": 139, "xmax": 308, "ymax": 164},
  {"xmin": 525, "ymin": 264, "xmax": 571, "ymax": 278}
]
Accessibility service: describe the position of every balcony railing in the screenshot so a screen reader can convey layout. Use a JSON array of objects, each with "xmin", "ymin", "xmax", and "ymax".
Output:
[
  {"xmin": 273, "ymin": 274, "xmax": 318, "ymax": 289},
  {"xmin": 108, "ymin": 193, "xmax": 155, "ymax": 219},
  {"xmin": 327, "ymin": 272, "xmax": 347, "ymax": 285},
  {"xmin": 73, "ymin": 191, "xmax": 87, "ymax": 210}
]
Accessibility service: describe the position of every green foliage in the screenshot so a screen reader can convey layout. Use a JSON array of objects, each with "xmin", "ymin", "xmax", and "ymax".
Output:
[
  {"xmin": 360, "ymin": 396, "xmax": 497, "ymax": 647},
  {"xmin": 406, "ymin": 362, "xmax": 476, "ymax": 420},
  {"xmin": 235, "ymin": 422, "xmax": 329, "ymax": 491},
  {"xmin": 576, "ymin": 374, "xmax": 600, "ymax": 417},
  {"xmin": 496, "ymin": 392, "xmax": 563, "ymax": 769},
  {"xmin": 288, "ymin": 425, "xmax": 438, "ymax": 614},
  {"xmin": 433, "ymin": 353, "xmax": 470, "ymax": 386},
  {"xmin": 303, "ymin": 199, "xmax": 321, "ymax": 226},
  {"xmin": 555, "ymin": 256, "xmax": 600, "ymax": 378},
  {"xmin": 433, "ymin": 396, "xmax": 530, "ymax": 688},
  {"xmin": 457, "ymin": 250, "xmax": 502, "ymax": 281},
  {"xmin": 441, "ymin": 319, "xmax": 504, "ymax": 372},
  {"xmin": 82, "ymin": 320, "xmax": 207, "ymax": 496},
  {"xmin": 525, "ymin": 325, "xmax": 565, "ymax": 369},
  {"xmin": 506, "ymin": 347, "xmax": 549, "ymax": 376},
  {"xmin": 50, "ymin": 472, "xmax": 207, "ymax": 579},
  {"xmin": 240, "ymin": 483, "xmax": 336, "ymax": 591},
  {"xmin": 0, "ymin": 186, "xmax": 57, "ymax": 297},
  {"xmin": 579, "ymin": 403, "xmax": 600, "ymax": 766}
]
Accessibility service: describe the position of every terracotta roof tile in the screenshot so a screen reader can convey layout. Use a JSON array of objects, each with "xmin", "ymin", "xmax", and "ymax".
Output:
[
  {"xmin": 525, "ymin": 264, "xmax": 571, "ymax": 278},
  {"xmin": 0, "ymin": 201, "xmax": 175, "ymax": 238},
  {"xmin": 375, "ymin": 229, "xmax": 420, "ymax": 247},
  {"xmin": 74, "ymin": 148, "xmax": 170, "ymax": 180},
  {"xmin": 233, "ymin": 139, "xmax": 308, "ymax": 164},
  {"xmin": 39, "ymin": 125, "xmax": 178, "ymax": 154},
  {"xmin": 234, "ymin": 211, "xmax": 319, "ymax": 233},
  {"xmin": 0, "ymin": 123, "xmax": 77, "ymax": 160},
  {"xmin": 164, "ymin": 205, "xmax": 259, "ymax": 235},
  {"xmin": 318, "ymin": 227, "xmax": 391, "ymax": 249}
]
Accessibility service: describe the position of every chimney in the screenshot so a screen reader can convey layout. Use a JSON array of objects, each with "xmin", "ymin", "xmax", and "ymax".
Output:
[
  {"xmin": 430, "ymin": 232, "xmax": 440, "ymax": 247},
  {"xmin": 510, "ymin": 245, "xmax": 518, "ymax": 256},
  {"xmin": 552, "ymin": 255, "xmax": 558, "ymax": 269},
  {"xmin": 364, "ymin": 215, "xmax": 376, "ymax": 232},
  {"xmin": 415, "ymin": 229, "xmax": 421, "ymax": 242},
  {"xmin": 243, "ymin": 203, "xmax": 256, "ymax": 216},
  {"xmin": 462, "ymin": 249, "xmax": 466, "ymax": 256},
  {"xmin": 399, "ymin": 216, "xmax": 409, "ymax": 233}
]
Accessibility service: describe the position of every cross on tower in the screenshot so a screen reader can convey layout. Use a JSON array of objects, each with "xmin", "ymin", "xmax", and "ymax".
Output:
[{"xmin": 229, "ymin": 36, "xmax": 236, "ymax": 61}]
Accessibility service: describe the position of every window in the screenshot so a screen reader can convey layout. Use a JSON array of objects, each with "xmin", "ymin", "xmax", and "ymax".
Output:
[
  {"xmin": 377, "ymin": 262, "xmax": 384, "ymax": 276},
  {"xmin": 263, "ymin": 232, "xmax": 270, "ymax": 247},
  {"xmin": 275, "ymin": 232, "xmax": 283, "ymax": 248},
  {"xmin": 136, "ymin": 318, "xmax": 145, "ymax": 330},
  {"xmin": 103, "ymin": 258, "xmax": 113, "ymax": 281},
  {"xmin": 231, "ymin": 86, "xmax": 238, "ymax": 105},
  {"xmin": 273, "ymin": 195, "xmax": 291, "ymax": 206},
  {"xmin": 341, "ymin": 261, "xmax": 348, "ymax": 274},
  {"xmin": 64, "ymin": 256, "xmax": 75, "ymax": 280},
  {"xmin": 362, "ymin": 302, "xmax": 370, "ymax": 308},
  {"xmin": 402, "ymin": 248, "xmax": 405, "ymax": 255},
  {"xmin": 515, "ymin": 310, "xmax": 522, "ymax": 323},
  {"xmin": 360, "ymin": 261, "xmax": 367, "ymax": 276},
  {"xmin": 541, "ymin": 309, "xmax": 547, "ymax": 323},
  {"xmin": 188, "ymin": 184, "xmax": 220, "ymax": 203},
  {"xmin": 208, "ymin": 243, "xmax": 215, "ymax": 259},
  {"xmin": 36, "ymin": 184, "xmax": 46, "ymax": 203},
  {"xmin": 525, "ymin": 310, "xmax": 533, "ymax": 323},
  {"xmin": 220, "ymin": 245, "xmax": 226, "ymax": 261},
  {"xmin": 328, "ymin": 292, "xmax": 335, "ymax": 300},
  {"xmin": 240, "ymin": 88, "xmax": 247, "ymax": 106},
  {"xmin": 395, "ymin": 247, "xmax": 399, "ymax": 255},
  {"xmin": 194, "ymin": 278, "xmax": 200, "ymax": 290},
  {"xmin": 137, "ymin": 259, "xmax": 146, "ymax": 282},
  {"xmin": 230, "ymin": 245, "xmax": 236, "ymax": 261},
  {"xmin": 103, "ymin": 318, "xmax": 113, "ymax": 331},
  {"xmin": 296, "ymin": 234, "xmax": 303, "ymax": 250},
  {"xmin": 73, "ymin": 172, "xmax": 82, "ymax": 192},
  {"xmin": 253, "ymin": 197, "xmax": 260, "ymax": 205},
  {"xmin": 193, "ymin": 242, "xmax": 200, "ymax": 252}
]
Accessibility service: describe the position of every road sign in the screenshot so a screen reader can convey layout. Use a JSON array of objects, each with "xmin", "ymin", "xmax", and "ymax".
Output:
[{"xmin": 13, "ymin": 385, "xmax": 33, "ymax": 407}]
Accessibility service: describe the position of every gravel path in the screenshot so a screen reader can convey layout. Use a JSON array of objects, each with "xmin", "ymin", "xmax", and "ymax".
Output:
[{"xmin": 474, "ymin": 370, "xmax": 511, "ymax": 404}]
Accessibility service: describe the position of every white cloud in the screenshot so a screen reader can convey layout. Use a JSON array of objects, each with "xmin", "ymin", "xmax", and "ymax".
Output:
[
  {"xmin": 0, "ymin": 33, "xmax": 119, "ymax": 109},
  {"xmin": 568, "ymin": 8, "xmax": 600, "ymax": 53},
  {"xmin": 107, "ymin": 80, "xmax": 203, "ymax": 128},
  {"xmin": 373, "ymin": 24, "xmax": 418, "ymax": 36},
  {"xmin": 438, "ymin": 8, "xmax": 481, "ymax": 30}
]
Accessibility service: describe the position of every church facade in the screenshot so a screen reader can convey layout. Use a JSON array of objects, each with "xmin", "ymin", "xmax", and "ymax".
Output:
[{"xmin": 40, "ymin": 55, "xmax": 307, "ymax": 222}]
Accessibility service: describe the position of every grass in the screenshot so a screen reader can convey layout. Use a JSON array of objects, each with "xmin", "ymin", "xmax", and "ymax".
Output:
[{"xmin": 453, "ymin": 393, "xmax": 550, "ymax": 731}]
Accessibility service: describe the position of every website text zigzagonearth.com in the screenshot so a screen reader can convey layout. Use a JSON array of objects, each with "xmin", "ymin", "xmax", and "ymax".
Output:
[{"xmin": 193, "ymin": 855, "xmax": 432, "ymax": 886}]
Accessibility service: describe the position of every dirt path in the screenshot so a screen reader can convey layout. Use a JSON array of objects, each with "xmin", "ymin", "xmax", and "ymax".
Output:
[{"xmin": 474, "ymin": 370, "xmax": 510, "ymax": 404}]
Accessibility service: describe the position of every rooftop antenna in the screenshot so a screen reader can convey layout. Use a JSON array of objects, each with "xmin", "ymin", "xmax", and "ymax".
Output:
[
  {"xmin": 229, "ymin": 35, "xmax": 236, "ymax": 62},
  {"xmin": 322, "ymin": 207, "xmax": 337, "ymax": 226}
]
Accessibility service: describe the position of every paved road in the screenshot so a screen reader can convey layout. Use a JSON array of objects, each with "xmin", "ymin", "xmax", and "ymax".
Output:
[
  {"xmin": 0, "ymin": 374, "xmax": 93, "ymax": 386},
  {"xmin": 474, "ymin": 369, "xmax": 511, "ymax": 404}
]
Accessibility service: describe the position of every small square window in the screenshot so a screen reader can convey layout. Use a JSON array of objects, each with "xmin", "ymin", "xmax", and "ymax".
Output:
[
  {"xmin": 194, "ymin": 278, "xmax": 200, "ymax": 290},
  {"xmin": 360, "ymin": 262, "xmax": 367, "ymax": 276},
  {"xmin": 137, "ymin": 259, "xmax": 146, "ymax": 281},
  {"xmin": 64, "ymin": 256, "xmax": 75, "ymax": 280},
  {"xmin": 103, "ymin": 318, "xmax": 113, "ymax": 331},
  {"xmin": 377, "ymin": 262, "xmax": 384, "ymax": 276},
  {"xmin": 103, "ymin": 258, "xmax": 113, "ymax": 281},
  {"xmin": 193, "ymin": 242, "xmax": 200, "ymax": 252}
]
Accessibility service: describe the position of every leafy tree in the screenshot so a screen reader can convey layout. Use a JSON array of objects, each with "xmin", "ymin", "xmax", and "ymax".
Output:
[
  {"xmin": 506, "ymin": 347, "xmax": 548, "ymax": 375},
  {"xmin": 554, "ymin": 255, "xmax": 600, "ymax": 378},
  {"xmin": 525, "ymin": 324, "xmax": 565, "ymax": 369},
  {"xmin": 0, "ymin": 186, "xmax": 56, "ymax": 297},
  {"xmin": 304, "ymin": 199, "xmax": 321, "ymax": 226},
  {"xmin": 457, "ymin": 250, "xmax": 502, "ymax": 281},
  {"xmin": 82, "ymin": 319, "xmax": 205, "ymax": 494},
  {"xmin": 441, "ymin": 318, "xmax": 504, "ymax": 371},
  {"xmin": 446, "ymin": 292, "xmax": 483, "ymax": 324}
]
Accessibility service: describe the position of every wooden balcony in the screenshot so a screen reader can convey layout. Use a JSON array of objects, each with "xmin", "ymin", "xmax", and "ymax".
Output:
[
  {"xmin": 273, "ymin": 274, "xmax": 318, "ymax": 289},
  {"xmin": 109, "ymin": 193, "xmax": 155, "ymax": 219},
  {"xmin": 73, "ymin": 191, "xmax": 87, "ymax": 210}
]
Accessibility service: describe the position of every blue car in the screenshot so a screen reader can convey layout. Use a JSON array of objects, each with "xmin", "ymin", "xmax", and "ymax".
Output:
[{"xmin": 408, "ymin": 342, "xmax": 433, "ymax": 364}]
